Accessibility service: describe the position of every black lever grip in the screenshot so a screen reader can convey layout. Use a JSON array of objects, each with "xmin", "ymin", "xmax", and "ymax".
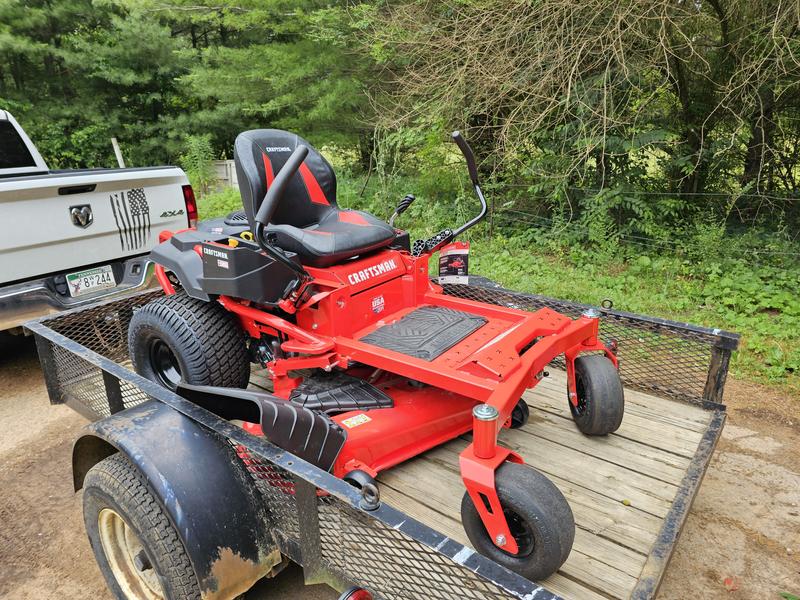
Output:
[
  {"xmin": 255, "ymin": 145, "xmax": 309, "ymax": 226},
  {"xmin": 397, "ymin": 194, "xmax": 415, "ymax": 214},
  {"xmin": 451, "ymin": 131, "xmax": 479, "ymax": 185}
]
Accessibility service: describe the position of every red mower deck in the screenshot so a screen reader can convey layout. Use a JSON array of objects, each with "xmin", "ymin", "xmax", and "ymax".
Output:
[{"xmin": 250, "ymin": 366, "xmax": 724, "ymax": 600}]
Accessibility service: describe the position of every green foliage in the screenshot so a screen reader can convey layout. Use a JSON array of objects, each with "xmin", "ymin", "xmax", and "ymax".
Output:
[
  {"xmin": 197, "ymin": 187, "xmax": 241, "ymax": 220},
  {"xmin": 180, "ymin": 135, "xmax": 216, "ymax": 198}
]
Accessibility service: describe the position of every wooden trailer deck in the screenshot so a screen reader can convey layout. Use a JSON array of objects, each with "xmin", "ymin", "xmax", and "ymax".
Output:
[{"xmin": 249, "ymin": 367, "xmax": 723, "ymax": 600}]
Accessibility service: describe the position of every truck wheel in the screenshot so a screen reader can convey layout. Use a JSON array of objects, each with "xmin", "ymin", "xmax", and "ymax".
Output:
[
  {"xmin": 128, "ymin": 293, "xmax": 249, "ymax": 390},
  {"xmin": 460, "ymin": 462, "xmax": 574, "ymax": 581},
  {"xmin": 83, "ymin": 454, "xmax": 201, "ymax": 600},
  {"xmin": 569, "ymin": 355, "xmax": 624, "ymax": 435}
]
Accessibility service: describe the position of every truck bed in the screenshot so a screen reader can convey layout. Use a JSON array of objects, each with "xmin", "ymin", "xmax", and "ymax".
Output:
[{"xmin": 251, "ymin": 367, "xmax": 723, "ymax": 600}]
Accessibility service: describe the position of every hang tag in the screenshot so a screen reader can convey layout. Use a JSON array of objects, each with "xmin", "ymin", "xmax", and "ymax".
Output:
[{"xmin": 438, "ymin": 241, "xmax": 470, "ymax": 284}]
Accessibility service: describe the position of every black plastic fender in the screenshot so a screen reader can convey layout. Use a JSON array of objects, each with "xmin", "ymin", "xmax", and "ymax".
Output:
[{"xmin": 72, "ymin": 400, "xmax": 282, "ymax": 600}]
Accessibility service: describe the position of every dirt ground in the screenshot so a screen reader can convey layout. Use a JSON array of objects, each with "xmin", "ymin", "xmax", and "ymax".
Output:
[{"xmin": 0, "ymin": 332, "xmax": 797, "ymax": 600}]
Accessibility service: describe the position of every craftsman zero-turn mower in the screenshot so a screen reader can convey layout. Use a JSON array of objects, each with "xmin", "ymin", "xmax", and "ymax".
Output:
[{"xmin": 128, "ymin": 128, "xmax": 625, "ymax": 580}]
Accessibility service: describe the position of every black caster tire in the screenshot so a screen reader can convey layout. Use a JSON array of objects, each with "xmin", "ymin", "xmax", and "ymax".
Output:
[
  {"xmin": 509, "ymin": 398, "xmax": 530, "ymax": 429},
  {"xmin": 460, "ymin": 462, "xmax": 575, "ymax": 581},
  {"xmin": 83, "ymin": 453, "xmax": 201, "ymax": 600},
  {"xmin": 128, "ymin": 293, "xmax": 249, "ymax": 390},
  {"xmin": 569, "ymin": 355, "xmax": 625, "ymax": 435}
]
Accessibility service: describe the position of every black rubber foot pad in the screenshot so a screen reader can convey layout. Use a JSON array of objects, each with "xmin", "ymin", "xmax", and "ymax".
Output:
[
  {"xmin": 360, "ymin": 306, "xmax": 487, "ymax": 361},
  {"xmin": 290, "ymin": 372, "xmax": 393, "ymax": 414}
]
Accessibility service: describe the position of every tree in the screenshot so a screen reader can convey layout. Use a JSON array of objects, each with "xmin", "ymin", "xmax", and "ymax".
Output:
[{"xmin": 367, "ymin": 0, "xmax": 800, "ymax": 208}]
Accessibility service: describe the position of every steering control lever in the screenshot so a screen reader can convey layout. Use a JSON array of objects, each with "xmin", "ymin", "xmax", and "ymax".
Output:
[
  {"xmin": 389, "ymin": 194, "xmax": 416, "ymax": 227},
  {"xmin": 253, "ymin": 145, "xmax": 311, "ymax": 282},
  {"xmin": 450, "ymin": 131, "xmax": 488, "ymax": 239}
]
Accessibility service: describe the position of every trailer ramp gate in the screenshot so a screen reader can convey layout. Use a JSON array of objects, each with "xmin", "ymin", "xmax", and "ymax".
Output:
[{"xmin": 27, "ymin": 278, "xmax": 738, "ymax": 600}]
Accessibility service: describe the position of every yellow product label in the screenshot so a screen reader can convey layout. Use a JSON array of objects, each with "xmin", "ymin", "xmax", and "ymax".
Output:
[{"xmin": 341, "ymin": 413, "xmax": 371, "ymax": 429}]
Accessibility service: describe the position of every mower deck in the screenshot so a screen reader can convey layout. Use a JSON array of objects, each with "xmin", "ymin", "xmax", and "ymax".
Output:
[{"xmin": 249, "ymin": 366, "xmax": 724, "ymax": 600}]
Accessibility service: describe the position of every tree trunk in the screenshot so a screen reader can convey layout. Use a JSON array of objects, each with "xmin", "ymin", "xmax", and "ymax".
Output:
[{"xmin": 741, "ymin": 87, "xmax": 775, "ymax": 192}]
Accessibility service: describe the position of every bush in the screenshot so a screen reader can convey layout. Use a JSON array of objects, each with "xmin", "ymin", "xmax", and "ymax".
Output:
[
  {"xmin": 198, "ymin": 187, "xmax": 241, "ymax": 220},
  {"xmin": 180, "ymin": 135, "xmax": 217, "ymax": 198}
]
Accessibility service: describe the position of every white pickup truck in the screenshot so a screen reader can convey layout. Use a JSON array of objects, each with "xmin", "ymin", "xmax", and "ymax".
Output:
[{"xmin": 0, "ymin": 110, "xmax": 195, "ymax": 332}]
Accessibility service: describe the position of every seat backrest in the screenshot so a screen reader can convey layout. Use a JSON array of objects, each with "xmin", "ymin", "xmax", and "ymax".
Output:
[{"xmin": 234, "ymin": 129, "xmax": 337, "ymax": 229}]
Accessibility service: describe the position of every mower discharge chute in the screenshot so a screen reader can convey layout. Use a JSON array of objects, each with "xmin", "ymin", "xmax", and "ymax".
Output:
[{"xmin": 129, "ymin": 128, "xmax": 625, "ymax": 581}]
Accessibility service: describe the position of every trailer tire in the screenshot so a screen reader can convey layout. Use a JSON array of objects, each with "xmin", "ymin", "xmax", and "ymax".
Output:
[
  {"xmin": 461, "ymin": 462, "xmax": 575, "ymax": 581},
  {"xmin": 83, "ymin": 453, "xmax": 201, "ymax": 600},
  {"xmin": 569, "ymin": 355, "xmax": 625, "ymax": 435},
  {"xmin": 129, "ymin": 293, "xmax": 249, "ymax": 390}
]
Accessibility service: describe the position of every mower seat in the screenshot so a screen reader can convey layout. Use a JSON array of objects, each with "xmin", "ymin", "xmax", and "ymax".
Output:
[{"xmin": 234, "ymin": 129, "xmax": 396, "ymax": 268}]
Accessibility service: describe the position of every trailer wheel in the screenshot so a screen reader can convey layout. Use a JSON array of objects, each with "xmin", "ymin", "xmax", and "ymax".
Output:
[
  {"xmin": 83, "ymin": 453, "xmax": 201, "ymax": 600},
  {"xmin": 129, "ymin": 293, "xmax": 249, "ymax": 390},
  {"xmin": 460, "ymin": 462, "xmax": 574, "ymax": 581},
  {"xmin": 569, "ymin": 355, "xmax": 624, "ymax": 435},
  {"xmin": 509, "ymin": 398, "xmax": 529, "ymax": 429}
]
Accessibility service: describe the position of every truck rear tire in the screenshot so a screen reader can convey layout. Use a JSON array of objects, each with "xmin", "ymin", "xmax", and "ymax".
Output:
[
  {"xmin": 128, "ymin": 293, "xmax": 249, "ymax": 390},
  {"xmin": 83, "ymin": 453, "xmax": 201, "ymax": 600}
]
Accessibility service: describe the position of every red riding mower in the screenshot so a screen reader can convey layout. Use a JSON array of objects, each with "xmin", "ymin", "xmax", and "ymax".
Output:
[{"xmin": 129, "ymin": 129, "xmax": 625, "ymax": 580}]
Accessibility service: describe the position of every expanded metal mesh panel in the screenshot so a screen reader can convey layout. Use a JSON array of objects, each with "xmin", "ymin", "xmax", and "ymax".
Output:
[
  {"xmin": 36, "ymin": 291, "xmax": 162, "ymax": 418},
  {"xmin": 318, "ymin": 496, "xmax": 514, "ymax": 600},
  {"xmin": 442, "ymin": 282, "xmax": 727, "ymax": 404},
  {"xmin": 234, "ymin": 444, "xmax": 300, "ymax": 543},
  {"xmin": 46, "ymin": 290, "xmax": 162, "ymax": 363}
]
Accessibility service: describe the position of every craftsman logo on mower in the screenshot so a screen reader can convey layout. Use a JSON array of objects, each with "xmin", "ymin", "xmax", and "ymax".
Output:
[
  {"xmin": 347, "ymin": 258, "xmax": 399, "ymax": 285},
  {"xmin": 203, "ymin": 247, "xmax": 229, "ymax": 260}
]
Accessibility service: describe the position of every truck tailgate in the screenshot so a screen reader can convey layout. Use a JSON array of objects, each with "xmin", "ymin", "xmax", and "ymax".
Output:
[{"xmin": 0, "ymin": 167, "xmax": 188, "ymax": 284}]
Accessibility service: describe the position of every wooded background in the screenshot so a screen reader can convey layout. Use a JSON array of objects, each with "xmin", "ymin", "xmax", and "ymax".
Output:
[{"xmin": 1, "ymin": 0, "xmax": 797, "ymax": 387}]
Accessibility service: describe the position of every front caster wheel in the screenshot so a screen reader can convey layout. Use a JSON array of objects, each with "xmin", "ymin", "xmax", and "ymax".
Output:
[
  {"xmin": 460, "ymin": 463, "xmax": 574, "ymax": 581},
  {"xmin": 509, "ymin": 398, "xmax": 530, "ymax": 429},
  {"xmin": 569, "ymin": 355, "xmax": 625, "ymax": 435}
]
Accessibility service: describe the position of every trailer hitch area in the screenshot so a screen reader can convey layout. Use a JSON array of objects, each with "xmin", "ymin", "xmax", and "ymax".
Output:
[
  {"xmin": 459, "ymin": 404, "xmax": 524, "ymax": 555},
  {"xmin": 565, "ymin": 310, "xmax": 619, "ymax": 407}
]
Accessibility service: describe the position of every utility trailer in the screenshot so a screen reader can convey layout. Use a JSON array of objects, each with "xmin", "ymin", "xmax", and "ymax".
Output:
[{"xmin": 28, "ymin": 278, "xmax": 738, "ymax": 600}]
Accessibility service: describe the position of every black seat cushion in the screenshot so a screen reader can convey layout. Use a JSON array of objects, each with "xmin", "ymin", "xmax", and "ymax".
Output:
[{"xmin": 234, "ymin": 129, "xmax": 395, "ymax": 267}]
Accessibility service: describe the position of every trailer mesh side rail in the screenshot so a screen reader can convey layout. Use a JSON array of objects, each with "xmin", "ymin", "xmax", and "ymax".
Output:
[
  {"xmin": 28, "ymin": 281, "xmax": 739, "ymax": 600},
  {"xmin": 441, "ymin": 277, "xmax": 739, "ymax": 407}
]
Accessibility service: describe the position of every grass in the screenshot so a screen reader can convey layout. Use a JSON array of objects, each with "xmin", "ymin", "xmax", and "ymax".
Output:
[{"xmin": 197, "ymin": 174, "xmax": 800, "ymax": 394}]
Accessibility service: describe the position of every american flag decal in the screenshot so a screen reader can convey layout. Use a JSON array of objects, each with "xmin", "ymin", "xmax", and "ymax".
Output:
[{"xmin": 110, "ymin": 188, "xmax": 150, "ymax": 251}]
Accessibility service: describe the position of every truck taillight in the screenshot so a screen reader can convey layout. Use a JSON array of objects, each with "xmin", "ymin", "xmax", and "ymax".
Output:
[{"xmin": 182, "ymin": 184, "xmax": 198, "ymax": 227}]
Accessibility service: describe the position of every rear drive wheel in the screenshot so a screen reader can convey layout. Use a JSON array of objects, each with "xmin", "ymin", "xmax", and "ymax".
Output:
[
  {"xmin": 83, "ymin": 454, "xmax": 201, "ymax": 600},
  {"xmin": 569, "ymin": 355, "xmax": 624, "ymax": 435},
  {"xmin": 460, "ymin": 462, "xmax": 575, "ymax": 580},
  {"xmin": 128, "ymin": 293, "xmax": 249, "ymax": 390}
]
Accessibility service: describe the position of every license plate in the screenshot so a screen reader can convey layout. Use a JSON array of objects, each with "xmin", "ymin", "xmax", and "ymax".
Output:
[{"xmin": 66, "ymin": 265, "xmax": 117, "ymax": 297}]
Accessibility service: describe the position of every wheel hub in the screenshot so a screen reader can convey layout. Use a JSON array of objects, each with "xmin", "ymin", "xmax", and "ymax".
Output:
[
  {"xmin": 148, "ymin": 339, "xmax": 181, "ymax": 390},
  {"xmin": 97, "ymin": 508, "xmax": 165, "ymax": 599},
  {"xmin": 501, "ymin": 508, "xmax": 535, "ymax": 557}
]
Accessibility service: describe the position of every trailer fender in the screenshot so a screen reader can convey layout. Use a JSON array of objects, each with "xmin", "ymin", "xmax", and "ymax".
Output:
[{"xmin": 72, "ymin": 400, "xmax": 282, "ymax": 600}]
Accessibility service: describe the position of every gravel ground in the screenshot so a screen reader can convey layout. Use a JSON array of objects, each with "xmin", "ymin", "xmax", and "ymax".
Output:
[{"xmin": 0, "ymin": 332, "xmax": 797, "ymax": 599}]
